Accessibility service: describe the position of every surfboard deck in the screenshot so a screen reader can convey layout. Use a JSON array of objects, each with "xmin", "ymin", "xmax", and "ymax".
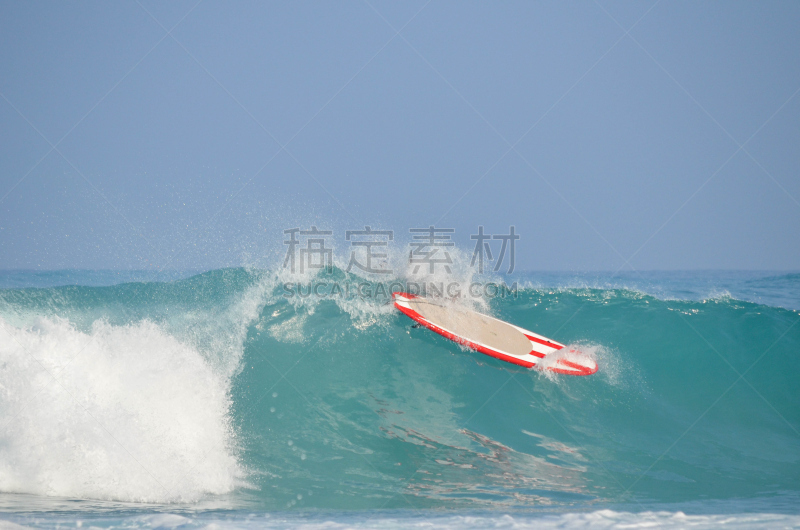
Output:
[{"xmin": 393, "ymin": 292, "xmax": 597, "ymax": 376}]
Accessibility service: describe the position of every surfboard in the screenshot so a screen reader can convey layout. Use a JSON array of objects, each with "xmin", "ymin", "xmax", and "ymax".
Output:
[{"xmin": 393, "ymin": 292, "xmax": 597, "ymax": 376}]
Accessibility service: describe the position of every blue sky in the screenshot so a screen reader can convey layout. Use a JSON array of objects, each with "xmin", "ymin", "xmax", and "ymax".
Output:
[{"xmin": 1, "ymin": 0, "xmax": 799, "ymax": 271}]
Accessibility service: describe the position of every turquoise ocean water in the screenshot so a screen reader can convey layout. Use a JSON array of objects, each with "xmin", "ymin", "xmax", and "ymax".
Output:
[{"xmin": 0, "ymin": 267, "xmax": 799, "ymax": 528}]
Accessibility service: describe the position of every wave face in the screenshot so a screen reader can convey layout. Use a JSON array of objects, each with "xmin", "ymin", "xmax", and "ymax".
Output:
[{"xmin": 0, "ymin": 268, "xmax": 798, "ymax": 510}]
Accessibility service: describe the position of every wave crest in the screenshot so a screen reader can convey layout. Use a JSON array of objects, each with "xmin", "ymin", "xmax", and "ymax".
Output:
[{"xmin": 0, "ymin": 316, "xmax": 243, "ymax": 503}]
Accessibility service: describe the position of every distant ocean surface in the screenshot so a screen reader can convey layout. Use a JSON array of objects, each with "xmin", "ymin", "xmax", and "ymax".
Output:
[{"xmin": 1, "ymin": 268, "xmax": 798, "ymax": 528}]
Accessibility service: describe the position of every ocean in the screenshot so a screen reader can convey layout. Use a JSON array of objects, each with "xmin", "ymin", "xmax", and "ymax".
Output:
[{"xmin": 0, "ymin": 267, "xmax": 798, "ymax": 528}]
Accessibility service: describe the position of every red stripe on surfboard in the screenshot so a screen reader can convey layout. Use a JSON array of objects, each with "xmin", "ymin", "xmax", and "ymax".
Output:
[
  {"xmin": 548, "ymin": 359, "xmax": 598, "ymax": 376},
  {"xmin": 523, "ymin": 334, "xmax": 563, "ymax": 350},
  {"xmin": 393, "ymin": 298, "xmax": 536, "ymax": 369}
]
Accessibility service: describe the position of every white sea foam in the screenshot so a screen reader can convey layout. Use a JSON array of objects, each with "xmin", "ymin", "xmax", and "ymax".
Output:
[
  {"xmin": 268, "ymin": 313, "xmax": 308, "ymax": 343},
  {"xmin": 0, "ymin": 315, "xmax": 245, "ymax": 503},
  {"xmin": 14, "ymin": 510, "xmax": 795, "ymax": 529}
]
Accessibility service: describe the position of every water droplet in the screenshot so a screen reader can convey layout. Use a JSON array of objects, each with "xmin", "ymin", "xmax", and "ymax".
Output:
[
  {"xmin": 288, "ymin": 440, "xmax": 293, "ymax": 446},
  {"xmin": 301, "ymin": 454, "xmax": 306, "ymax": 460},
  {"xmin": 272, "ymin": 392, "xmax": 278, "ymax": 398},
  {"xmin": 270, "ymin": 407, "xmax": 276, "ymax": 413},
  {"xmin": 297, "ymin": 494, "xmax": 302, "ymax": 500}
]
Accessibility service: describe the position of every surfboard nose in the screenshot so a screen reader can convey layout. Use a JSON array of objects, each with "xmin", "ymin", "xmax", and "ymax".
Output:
[{"xmin": 547, "ymin": 352, "xmax": 599, "ymax": 376}]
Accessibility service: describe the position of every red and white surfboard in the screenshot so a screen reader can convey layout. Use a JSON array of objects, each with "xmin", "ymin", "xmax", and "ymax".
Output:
[{"xmin": 393, "ymin": 292, "xmax": 597, "ymax": 376}]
